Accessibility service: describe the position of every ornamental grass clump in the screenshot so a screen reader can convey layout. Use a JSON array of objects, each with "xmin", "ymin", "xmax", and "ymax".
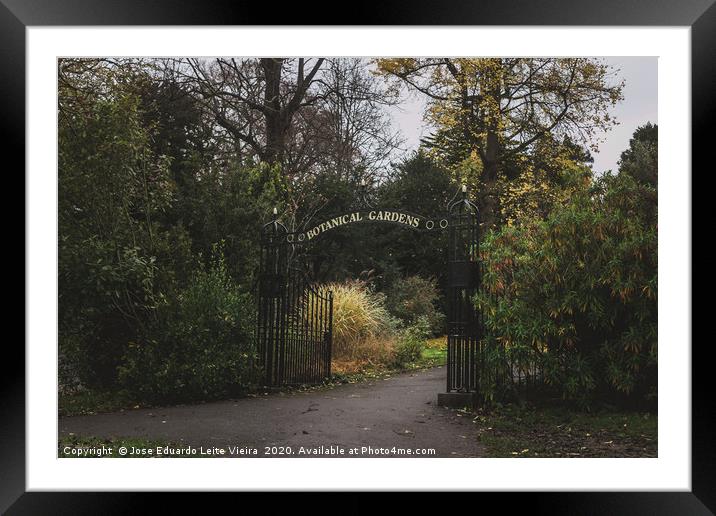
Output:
[{"xmin": 317, "ymin": 280, "xmax": 397, "ymax": 363}]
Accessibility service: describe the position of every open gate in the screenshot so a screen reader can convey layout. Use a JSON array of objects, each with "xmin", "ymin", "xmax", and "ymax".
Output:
[
  {"xmin": 256, "ymin": 185, "xmax": 483, "ymax": 401},
  {"xmin": 257, "ymin": 218, "xmax": 333, "ymax": 387}
]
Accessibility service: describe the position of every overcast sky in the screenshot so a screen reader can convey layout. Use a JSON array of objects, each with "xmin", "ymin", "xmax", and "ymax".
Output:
[{"xmin": 386, "ymin": 57, "xmax": 658, "ymax": 174}]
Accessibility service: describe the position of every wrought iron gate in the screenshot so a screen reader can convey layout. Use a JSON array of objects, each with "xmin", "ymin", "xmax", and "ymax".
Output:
[
  {"xmin": 446, "ymin": 190, "xmax": 482, "ymax": 393},
  {"xmin": 256, "ymin": 185, "xmax": 483, "ymax": 397},
  {"xmin": 257, "ymin": 219, "xmax": 333, "ymax": 387}
]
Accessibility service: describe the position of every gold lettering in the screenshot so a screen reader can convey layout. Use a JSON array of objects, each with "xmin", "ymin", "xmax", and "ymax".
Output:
[{"xmin": 304, "ymin": 211, "xmax": 426, "ymax": 240}]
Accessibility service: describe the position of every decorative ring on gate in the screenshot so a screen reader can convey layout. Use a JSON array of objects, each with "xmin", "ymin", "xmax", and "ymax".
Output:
[
  {"xmin": 439, "ymin": 219, "xmax": 449, "ymax": 229},
  {"xmin": 297, "ymin": 233, "xmax": 306, "ymax": 242},
  {"xmin": 286, "ymin": 234, "xmax": 294, "ymax": 243},
  {"xmin": 426, "ymin": 220, "xmax": 434, "ymax": 230}
]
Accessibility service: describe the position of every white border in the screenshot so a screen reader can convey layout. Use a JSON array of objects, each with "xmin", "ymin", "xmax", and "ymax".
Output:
[{"xmin": 27, "ymin": 27, "xmax": 691, "ymax": 491}]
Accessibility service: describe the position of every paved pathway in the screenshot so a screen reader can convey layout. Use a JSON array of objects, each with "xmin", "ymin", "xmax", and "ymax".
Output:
[{"xmin": 59, "ymin": 367, "xmax": 485, "ymax": 458}]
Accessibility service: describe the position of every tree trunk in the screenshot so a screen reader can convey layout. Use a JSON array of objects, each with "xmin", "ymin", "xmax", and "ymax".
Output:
[
  {"xmin": 481, "ymin": 129, "xmax": 500, "ymax": 230},
  {"xmin": 261, "ymin": 58, "xmax": 286, "ymax": 165}
]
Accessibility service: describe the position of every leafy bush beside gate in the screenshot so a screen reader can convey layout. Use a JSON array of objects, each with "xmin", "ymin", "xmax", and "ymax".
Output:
[
  {"xmin": 117, "ymin": 250, "xmax": 258, "ymax": 402},
  {"xmin": 475, "ymin": 172, "xmax": 657, "ymax": 407}
]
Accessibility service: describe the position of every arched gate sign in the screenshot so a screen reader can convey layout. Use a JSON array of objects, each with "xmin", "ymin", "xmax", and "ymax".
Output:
[{"xmin": 256, "ymin": 186, "xmax": 482, "ymax": 403}]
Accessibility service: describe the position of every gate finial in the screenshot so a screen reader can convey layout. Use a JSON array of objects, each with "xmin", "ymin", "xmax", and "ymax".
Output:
[
  {"xmin": 263, "ymin": 207, "xmax": 287, "ymax": 237},
  {"xmin": 448, "ymin": 184, "xmax": 478, "ymax": 214},
  {"xmin": 356, "ymin": 176, "xmax": 374, "ymax": 209}
]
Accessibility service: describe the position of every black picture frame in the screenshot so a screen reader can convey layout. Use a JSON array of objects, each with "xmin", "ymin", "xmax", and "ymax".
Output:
[{"xmin": 4, "ymin": 0, "xmax": 706, "ymax": 512}]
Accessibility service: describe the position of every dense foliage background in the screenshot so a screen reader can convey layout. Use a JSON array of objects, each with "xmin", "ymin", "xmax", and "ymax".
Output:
[{"xmin": 58, "ymin": 58, "xmax": 656, "ymax": 407}]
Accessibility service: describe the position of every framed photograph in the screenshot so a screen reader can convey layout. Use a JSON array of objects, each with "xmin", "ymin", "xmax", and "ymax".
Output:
[{"xmin": 7, "ymin": 0, "xmax": 706, "ymax": 511}]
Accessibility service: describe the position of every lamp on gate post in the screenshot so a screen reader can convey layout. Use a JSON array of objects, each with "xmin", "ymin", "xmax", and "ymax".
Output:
[{"xmin": 357, "ymin": 177, "xmax": 373, "ymax": 209}]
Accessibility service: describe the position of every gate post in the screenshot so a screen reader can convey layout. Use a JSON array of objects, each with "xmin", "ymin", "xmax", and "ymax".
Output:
[{"xmin": 437, "ymin": 186, "xmax": 481, "ymax": 408}]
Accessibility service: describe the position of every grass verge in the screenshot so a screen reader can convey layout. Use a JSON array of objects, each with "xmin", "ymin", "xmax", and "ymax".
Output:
[
  {"xmin": 472, "ymin": 403, "xmax": 657, "ymax": 458},
  {"xmin": 59, "ymin": 389, "xmax": 150, "ymax": 417}
]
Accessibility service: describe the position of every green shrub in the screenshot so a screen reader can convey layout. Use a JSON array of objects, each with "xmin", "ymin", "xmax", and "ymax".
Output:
[
  {"xmin": 118, "ymin": 246, "xmax": 258, "ymax": 402},
  {"xmin": 475, "ymin": 172, "xmax": 657, "ymax": 406},
  {"xmin": 392, "ymin": 316, "xmax": 431, "ymax": 367},
  {"xmin": 386, "ymin": 275, "xmax": 445, "ymax": 334},
  {"xmin": 59, "ymin": 239, "xmax": 165, "ymax": 388}
]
